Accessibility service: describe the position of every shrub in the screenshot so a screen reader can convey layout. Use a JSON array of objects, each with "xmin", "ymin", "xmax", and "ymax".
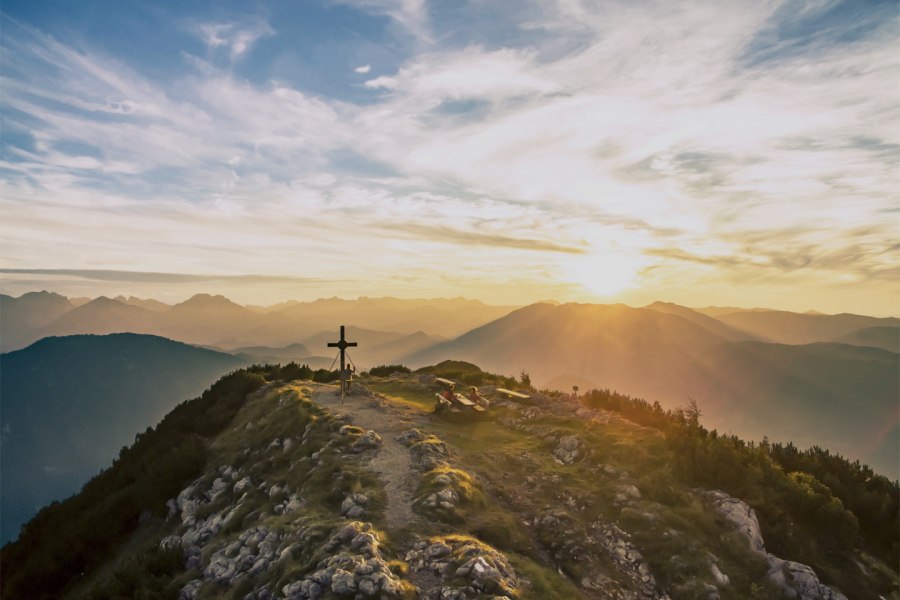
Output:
[{"xmin": 369, "ymin": 364, "xmax": 412, "ymax": 377}]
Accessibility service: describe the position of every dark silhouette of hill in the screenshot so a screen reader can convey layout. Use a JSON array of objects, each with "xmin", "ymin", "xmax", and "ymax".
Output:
[
  {"xmin": 406, "ymin": 302, "xmax": 899, "ymax": 476},
  {"xmin": 0, "ymin": 291, "xmax": 74, "ymax": 352},
  {"xmin": 0, "ymin": 333, "xmax": 244, "ymax": 544},
  {"xmin": 833, "ymin": 325, "xmax": 900, "ymax": 353},
  {"xmin": 711, "ymin": 309, "xmax": 899, "ymax": 344}
]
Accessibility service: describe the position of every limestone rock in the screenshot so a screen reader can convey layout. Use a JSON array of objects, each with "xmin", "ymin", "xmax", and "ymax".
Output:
[
  {"xmin": 350, "ymin": 430, "xmax": 383, "ymax": 453},
  {"xmin": 409, "ymin": 436, "xmax": 451, "ymax": 471},
  {"xmin": 767, "ymin": 557, "xmax": 849, "ymax": 600},
  {"xmin": 395, "ymin": 429, "xmax": 426, "ymax": 446},
  {"xmin": 233, "ymin": 476, "xmax": 252, "ymax": 494},
  {"xmin": 614, "ymin": 484, "xmax": 642, "ymax": 503},
  {"xmin": 405, "ymin": 536, "xmax": 518, "ymax": 598},
  {"xmin": 706, "ymin": 490, "xmax": 765, "ymax": 553},
  {"xmin": 706, "ymin": 490, "xmax": 848, "ymax": 600},
  {"xmin": 552, "ymin": 435, "xmax": 583, "ymax": 464}
]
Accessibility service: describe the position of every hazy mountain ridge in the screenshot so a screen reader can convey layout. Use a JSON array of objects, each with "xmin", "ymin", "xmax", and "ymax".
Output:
[
  {"xmin": 4, "ymin": 291, "xmax": 896, "ymax": 473},
  {"xmin": 833, "ymin": 326, "xmax": 900, "ymax": 353},
  {"xmin": 2, "ymin": 366, "xmax": 895, "ymax": 599},
  {"xmin": 0, "ymin": 333, "xmax": 245, "ymax": 544},
  {"xmin": 0, "ymin": 291, "xmax": 76, "ymax": 351},
  {"xmin": 2, "ymin": 292, "xmax": 513, "ymax": 353},
  {"xmin": 711, "ymin": 309, "xmax": 899, "ymax": 345}
]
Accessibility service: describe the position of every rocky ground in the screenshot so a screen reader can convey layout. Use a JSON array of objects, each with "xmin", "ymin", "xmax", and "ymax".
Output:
[{"xmin": 102, "ymin": 375, "xmax": 864, "ymax": 599}]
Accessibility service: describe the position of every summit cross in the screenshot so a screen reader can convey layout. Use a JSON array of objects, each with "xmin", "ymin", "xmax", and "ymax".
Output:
[{"xmin": 327, "ymin": 325, "xmax": 358, "ymax": 401}]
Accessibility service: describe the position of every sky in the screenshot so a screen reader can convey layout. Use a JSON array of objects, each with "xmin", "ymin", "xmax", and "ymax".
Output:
[{"xmin": 0, "ymin": 0, "xmax": 898, "ymax": 314}]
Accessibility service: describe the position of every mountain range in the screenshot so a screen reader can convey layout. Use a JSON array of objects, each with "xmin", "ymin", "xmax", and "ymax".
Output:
[
  {"xmin": 0, "ymin": 292, "xmax": 512, "ymax": 353},
  {"xmin": 3, "ymin": 291, "xmax": 897, "ymax": 477}
]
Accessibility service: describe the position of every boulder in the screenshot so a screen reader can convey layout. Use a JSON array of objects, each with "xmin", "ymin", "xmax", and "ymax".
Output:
[
  {"xmin": 552, "ymin": 435, "xmax": 583, "ymax": 464},
  {"xmin": 706, "ymin": 490, "xmax": 848, "ymax": 600},
  {"xmin": 706, "ymin": 490, "xmax": 765, "ymax": 553},
  {"xmin": 767, "ymin": 557, "xmax": 849, "ymax": 600},
  {"xmin": 350, "ymin": 430, "xmax": 383, "ymax": 453},
  {"xmin": 233, "ymin": 476, "xmax": 252, "ymax": 494}
]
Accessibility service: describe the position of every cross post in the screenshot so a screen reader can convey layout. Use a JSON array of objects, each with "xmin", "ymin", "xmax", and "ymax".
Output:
[{"xmin": 327, "ymin": 325, "xmax": 358, "ymax": 403}]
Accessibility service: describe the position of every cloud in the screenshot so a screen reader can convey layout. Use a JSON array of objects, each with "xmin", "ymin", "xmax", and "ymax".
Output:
[
  {"xmin": 334, "ymin": 0, "xmax": 431, "ymax": 43},
  {"xmin": 354, "ymin": 64, "xmax": 372, "ymax": 74},
  {"xmin": 385, "ymin": 222, "xmax": 586, "ymax": 254},
  {"xmin": 0, "ymin": 269, "xmax": 333, "ymax": 285},
  {"xmin": 194, "ymin": 20, "xmax": 274, "ymax": 60}
]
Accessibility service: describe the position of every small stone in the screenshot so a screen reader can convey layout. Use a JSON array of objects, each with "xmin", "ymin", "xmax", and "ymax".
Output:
[{"xmin": 233, "ymin": 476, "xmax": 252, "ymax": 494}]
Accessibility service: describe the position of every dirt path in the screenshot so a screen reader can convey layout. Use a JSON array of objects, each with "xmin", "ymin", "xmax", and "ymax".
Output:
[{"xmin": 311, "ymin": 385, "xmax": 425, "ymax": 531}]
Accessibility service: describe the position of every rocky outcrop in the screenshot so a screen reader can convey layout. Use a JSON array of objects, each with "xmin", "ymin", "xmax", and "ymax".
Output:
[
  {"xmin": 399, "ymin": 430, "xmax": 451, "ymax": 471},
  {"xmin": 706, "ymin": 490, "xmax": 848, "ymax": 600},
  {"xmin": 350, "ymin": 429, "xmax": 383, "ymax": 453},
  {"xmin": 281, "ymin": 522, "xmax": 404, "ymax": 599},
  {"xmin": 552, "ymin": 435, "xmax": 584, "ymax": 464},
  {"xmin": 532, "ymin": 510, "xmax": 669, "ymax": 600},
  {"xmin": 405, "ymin": 536, "xmax": 518, "ymax": 599},
  {"xmin": 341, "ymin": 492, "xmax": 370, "ymax": 518}
]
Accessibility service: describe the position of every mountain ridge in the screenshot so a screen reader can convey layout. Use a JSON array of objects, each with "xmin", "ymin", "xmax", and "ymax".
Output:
[{"xmin": 2, "ymin": 365, "xmax": 896, "ymax": 599}]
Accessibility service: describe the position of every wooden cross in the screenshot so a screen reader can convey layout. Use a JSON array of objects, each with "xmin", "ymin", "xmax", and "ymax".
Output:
[{"xmin": 327, "ymin": 325, "xmax": 357, "ymax": 402}]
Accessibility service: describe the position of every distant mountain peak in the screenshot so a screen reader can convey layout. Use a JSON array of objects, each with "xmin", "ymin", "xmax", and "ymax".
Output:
[{"xmin": 173, "ymin": 293, "xmax": 246, "ymax": 311}]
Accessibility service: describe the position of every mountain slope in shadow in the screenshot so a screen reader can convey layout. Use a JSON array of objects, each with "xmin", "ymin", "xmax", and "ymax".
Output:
[{"xmin": 0, "ymin": 333, "xmax": 245, "ymax": 544}]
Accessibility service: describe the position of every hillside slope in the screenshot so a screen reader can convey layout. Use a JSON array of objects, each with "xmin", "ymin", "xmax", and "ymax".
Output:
[
  {"xmin": 833, "ymin": 326, "xmax": 900, "ymax": 353},
  {"xmin": 406, "ymin": 303, "xmax": 900, "ymax": 477},
  {"xmin": 3, "ymin": 366, "xmax": 896, "ymax": 600},
  {"xmin": 0, "ymin": 334, "xmax": 245, "ymax": 544},
  {"xmin": 711, "ymin": 310, "xmax": 899, "ymax": 345}
]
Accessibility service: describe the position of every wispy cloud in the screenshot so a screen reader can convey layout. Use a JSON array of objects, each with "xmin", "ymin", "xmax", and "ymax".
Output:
[
  {"xmin": 334, "ymin": 0, "xmax": 432, "ymax": 44},
  {"xmin": 386, "ymin": 222, "xmax": 586, "ymax": 254},
  {"xmin": 194, "ymin": 19, "xmax": 274, "ymax": 60},
  {"xmin": 0, "ymin": 268, "xmax": 333, "ymax": 285}
]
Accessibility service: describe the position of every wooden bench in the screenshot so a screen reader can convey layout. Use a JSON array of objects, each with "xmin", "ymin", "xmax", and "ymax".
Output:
[
  {"xmin": 434, "ymin": 377, "xmax": 455, "ymax": 387},
  {"xmin": 494, "ymin": 388, "xmax": 530, "ymax": 400}
]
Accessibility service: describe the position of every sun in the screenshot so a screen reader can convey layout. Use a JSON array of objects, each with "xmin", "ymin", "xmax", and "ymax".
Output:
[{"xmin": 562, "ymin": 251, "xmax": 644, "ymax": 298}]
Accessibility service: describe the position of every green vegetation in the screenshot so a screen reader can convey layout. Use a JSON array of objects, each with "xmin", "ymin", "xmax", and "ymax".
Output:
[
  {"xmin": 583, "ymin": 387, "xmax": 899, "ymax": 597},
  {"xmin": 244, "ymin": 361, "xmax": 340, "ymax": 383},
  {"xmin": 368, "ymin": 364, "xmax": 412, "ymax": 377},
  {"xmin": 415, "ymin": 359, "xmax": 518, "ymax": 387}
]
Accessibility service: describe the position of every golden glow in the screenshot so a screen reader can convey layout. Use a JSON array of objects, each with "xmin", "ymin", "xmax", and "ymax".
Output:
[{"xmin": 562, "ymin": 252, "xmax": 645, "ymax": 298}]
